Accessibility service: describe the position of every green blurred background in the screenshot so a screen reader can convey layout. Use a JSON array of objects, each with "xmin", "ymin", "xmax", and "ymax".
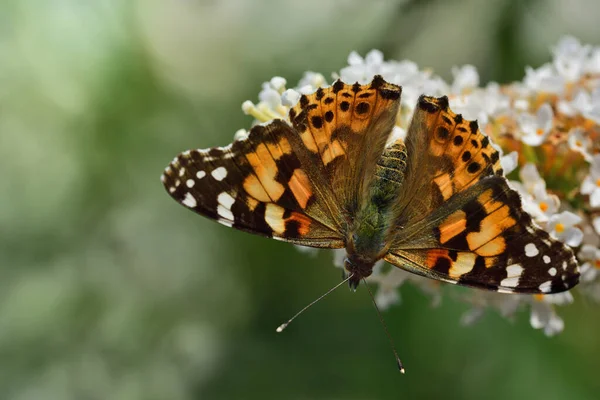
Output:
[{"xmin": 2, "ymin": 1, "xmax": 599, "ymax": 399}]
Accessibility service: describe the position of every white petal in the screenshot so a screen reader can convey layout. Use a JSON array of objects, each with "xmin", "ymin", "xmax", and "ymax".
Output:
[
  {"xmin": 500, "ymin": 152, "xmax": 518, "ymax": 175},
  {"xmin": 558, "ymin": 210, "xmax": 583, "ymax": 227},
  {"xmin": 281, "ymin": 89, "xmax": 300, "ymax": 107},
  {"xmin": 563, "ymin": 227, "xmax": 584, "ymax": 247},
  {"xmin": 536, "ymin": 103, "xmax": 554, "ymax": 132},
  {"xmin": 593, "ymin": 216, "xmax": 600, "ymax": 235},
  {"xmin": 590, "ymin": 188, "xmax": 600, "ymax": 208},
  {"xmin": 581, "ymin": 176, "xmax": 596, "ymax": 194},
  {"xmin": 365, "ymin": 49, "xmax": 384, "ymax": 65}
]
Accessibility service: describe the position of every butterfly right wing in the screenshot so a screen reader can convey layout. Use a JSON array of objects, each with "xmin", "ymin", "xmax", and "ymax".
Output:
[
  {"xmin": 162, "ymin": 119, "xmax": 344, "ymax": 248},
  {"xmin": 385, "ymin": 96, "xmax": 579, "ymax": 294}
]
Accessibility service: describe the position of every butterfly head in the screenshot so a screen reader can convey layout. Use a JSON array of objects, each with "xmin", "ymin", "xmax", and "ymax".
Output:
[{"xmin": 344, "ymin": 255, "xmax": 375, "ymax": 291}]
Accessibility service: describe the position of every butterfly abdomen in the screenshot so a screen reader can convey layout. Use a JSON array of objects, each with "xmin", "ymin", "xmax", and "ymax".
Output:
[
  {"xmin": 346, "ymin": 141, "xmax": 409, "ymax": 271},
  {"xmin": 370, "ymin": 140, "xmax": 408, "ymax": 207}
]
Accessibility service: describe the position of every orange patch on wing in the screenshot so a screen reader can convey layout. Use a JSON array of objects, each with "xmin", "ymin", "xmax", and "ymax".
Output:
[
  {"xmin": 466, "ymin": 205, "xmax": 515, "ymax": 251},
  {"xmin": 426, "ymin": 249, "xmax": 450, "ymax": 269},
  {"xmin": 288, "ymin": 169, "xmax": 312, "ymax": 209},
  {"xmin": 288, "ymin": 212, "xmax": 312, "ymax": 236},
  {"xmin": 475, "ymin": 236, "xmax": 506, "ymax": 257},
  {"xmin": 264, "ymin": 203, "xmax": 311, "ymax": 236},
  {"xmin": 322, "ymin": 139, "xmax": 346, "ymax": 166},
  {"xmin": 266, "ymin": 137, "xmax": 291, "ymax": 160},
  {"xmin": 439, "ymin": 209, "xmax": 467, "ymax": 244},
  {"xmin": 246, "ymin": 196, "xmax": 259, "ymax": 211},
  {"xmin": 434, "ymin": 173, "xmax": 454, "ymax": 200},
  {"xmin": 245, "ymin": 143, "xmax": 285, "ymax": 201},
  {"xmin": 299, "ymin": 130, "xmax": 319, "ymax": 153},
  {"xmin": 243, "ymin": 175, "xmax": 271, "ymax": 203}
]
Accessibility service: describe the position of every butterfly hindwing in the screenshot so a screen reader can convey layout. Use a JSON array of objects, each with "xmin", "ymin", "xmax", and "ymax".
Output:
[{"xmin": 387, "ymin": 96, "xmax": 579, "ymax": 294}]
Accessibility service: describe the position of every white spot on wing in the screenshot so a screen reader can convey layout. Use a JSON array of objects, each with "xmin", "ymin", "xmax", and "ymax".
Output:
[
  {"xmin": 217, "ymin": 192, "xmax": 236, "ymax": 221},
  {"xmin": 548, "ymin": 267, "xmax": 557, "ymax": 276},
  {"xmin": 525, "ymin": 243, "xmax": 539, "ymax": 257},
  {"xmin": 196, "ymin": 170, "xmax": 206, "ymax": 179},
  {"xmin": 543, "ymin": 255, "xmax": 551, "ymax": 264},
  {"xmin": 179, "ymin": 168, "xmax": 185, "ymax": 177},
  {"xmin": 186, "ymin": 179, "xmax": 195, "ymax": 188},
  {"xmin": 500, "ymin": 264, "xmax": 524, "ymax": 288},
  {"xmin": 539, "ymin": 281, "xmax": 553, "ymax": 293},
  {"xmin": 218, "ymin": 218, "xmax": 233, "ymax": 227},
  {"xmin": 499, "ymin": 277, "xmax": 520, "ymax": 288},
  {"xmin": 182, "ymin": 192, "xmax": 197, "ymax": 208},
  {"xmin": 169, "ymin": 187, "xmax": 175, "ymax": 193},
  {"xmin": 212, "ymin": 167, "xmax": 228, "ymax": 181},
  {"xmin": 218, "ymin": 192, "xmax": 236, "ymax": 209},
  {"xmin": 562, "ymin": 261, "xmax": 567, "ymax": 270}
]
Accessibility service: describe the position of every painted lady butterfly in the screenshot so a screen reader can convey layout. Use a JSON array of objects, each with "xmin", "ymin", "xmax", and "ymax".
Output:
[{"xmin": 162, "ymin": 75, "xmax": 579, "ymax": 298}]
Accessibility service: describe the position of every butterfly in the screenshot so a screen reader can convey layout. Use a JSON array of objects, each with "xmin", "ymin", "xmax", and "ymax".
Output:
[{"xmin": 161, "ymin": 75, "xmax": 579, "ymax": 295}]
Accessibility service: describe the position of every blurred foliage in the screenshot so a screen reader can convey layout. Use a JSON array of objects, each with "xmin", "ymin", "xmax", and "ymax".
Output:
[{"xmin": 1, "ymin": 0, "xmax": 599, "ymax": 399}]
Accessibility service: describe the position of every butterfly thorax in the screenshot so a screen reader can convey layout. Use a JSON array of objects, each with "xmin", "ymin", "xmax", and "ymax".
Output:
[{"xmin": 345, "ymin": 140, "xmax": 408, "ymax": 289}]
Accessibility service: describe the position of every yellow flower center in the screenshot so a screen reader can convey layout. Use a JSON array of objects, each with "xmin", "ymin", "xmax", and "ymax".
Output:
[
  {"xmin": 533, "ymin": 294, "xmax": 545, "ymax": 302},
  {"xmin": 539, "ymin": 202, "xmax": 549, "ymax": 212},
  {"xmin": 595, "ymin": 259, "xmax": 600, "ymax": 269},
  {"xmin": 555, "ymin": 223, "xmax": 565, "ymax": 233},
  {"xmin": 575, "ymin": 140, "xmax": 583, "ymax": 147},
  {"xmin": 596, "ymin": 178, "xmax": 600, "ymax": 187},
  {"xmin": 536, "ymin": 128, "xmax": 544, "ymax": 136}
]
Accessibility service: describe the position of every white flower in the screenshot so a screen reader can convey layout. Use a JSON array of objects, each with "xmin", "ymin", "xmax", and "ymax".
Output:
[
  {"xmin": 548, "ymin": 211, "xmax": 583, "ymax": 247},
  {"xmin": 449, "ymin": 83, "xmax": 510, "ymax": 125},
  {"xmin": 281, "ymin": 89, "xmax": 301, "ymax": 107},
  {"xmin": 578, "ymin": 245, "xmax": 600, "ymax": 282},
  {"xmin": 529, "ymin": 299, "xmax": 564, "ymax": 336},
  {"xmin": 594, "ymin": 216, "xmax": 600, "ymax": 236},
  {"xmin": 552, "ymin": 35, "xmax": 591, "ymax": 82},
  {"xmin": 523, "ymin": 63, "xmax": 564, "ymax": 94},
  {"xmin": 558, "ymin": 88, "xmax": 600, "ymax": 124},
  {"xmin": 581, "ymin": 154, "xmax": 600, "ymax": 207},
  {"xmin": 368, "ymin": 268, "xmax": 410, "ymax": 310},
  {"xmin": 500, "ymin": 151, "xmax": 518, "ymax": 175},
  {"xmin": 518, "ymin": 103, "xmax": 554, "ymax": 146},
  {"xmin": 510, "ymin": 163, "xmax": 559, "ymax": 221},
  {"xmin": 338, "ymin": 49, "xmax": 386, "ymax": 84},
  {"xmin": 451, "ymin": 65, "xmax": 479, "ymax": 94},
  {"xmin": 242, "ymin": 77, "xmax": 291, "ymax": 122},
  {"xmin": 585, "ymin": 47, "xmax": 600, "ymax": 74},
  {"xmin": 386, "ymin": 126, "xmax": 406, "ymax": 146},
  {"xmin": 296, "ymin": 71, "xmax": 327, "ymax": 94},
  {"xmin": 567, "ymin": 128, "xmax": 593, "ymax": 161},
  {"xmin": 293, "ymin": 244, "xmax": 319, "ymax": 257},
  {"xmin": 233, "ymin": 128, "xmax": 248, "ymax": 141}
]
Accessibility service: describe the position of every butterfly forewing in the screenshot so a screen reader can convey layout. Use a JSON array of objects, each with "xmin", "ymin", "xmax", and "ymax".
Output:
[
  {"xmin": 162, "ymin": 120, "xmax": 344, "ymax": 248},
  {"xmin": 288, "ymin": 76, "xmax": 401, "ymax": 220}
]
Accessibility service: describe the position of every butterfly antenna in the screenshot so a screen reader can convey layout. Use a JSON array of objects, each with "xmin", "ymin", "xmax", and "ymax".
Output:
[
  {"xmin": 276, "ymin": 273, "xmax": 354, "ymax": 333},
  {"xmin": 363, "ymin": 278, "xmax": 405, "ymax": 374}
]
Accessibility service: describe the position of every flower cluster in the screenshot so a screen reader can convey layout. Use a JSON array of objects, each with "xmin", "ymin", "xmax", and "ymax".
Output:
[{"xmin": 241, "ymin": 36, "xmax": 600, "ymax": 336}]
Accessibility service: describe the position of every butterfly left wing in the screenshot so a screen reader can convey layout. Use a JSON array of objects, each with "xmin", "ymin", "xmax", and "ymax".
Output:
[
  {"xmin": 385, "ymin": 96, "xmax": 579, "ymax": 294},
  {"xmin": 162, "ymin": 119, "xmax": 344, "ymax": 248}
]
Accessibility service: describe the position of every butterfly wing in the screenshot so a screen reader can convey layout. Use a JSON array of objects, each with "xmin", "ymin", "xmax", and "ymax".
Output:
[
  {"xmin": 162, "ymin": 76, "xmax": 402, "ymax": 247},
  {"xmin": 162, "ymin": 120, "xmax": 345, "ymax": 247},
  {"xmin": 386, "ymin": 96, "xmax": 579, "ymax": 294},
  {"xmin": 288, "ymin": 76, "xmax": 401, "ymax": 223}
]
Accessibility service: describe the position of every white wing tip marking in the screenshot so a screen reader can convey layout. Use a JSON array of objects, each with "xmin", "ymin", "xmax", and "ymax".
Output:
[{"xmin": 182, "ymin": 192, "xmax": 197, "ymax": 208}]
